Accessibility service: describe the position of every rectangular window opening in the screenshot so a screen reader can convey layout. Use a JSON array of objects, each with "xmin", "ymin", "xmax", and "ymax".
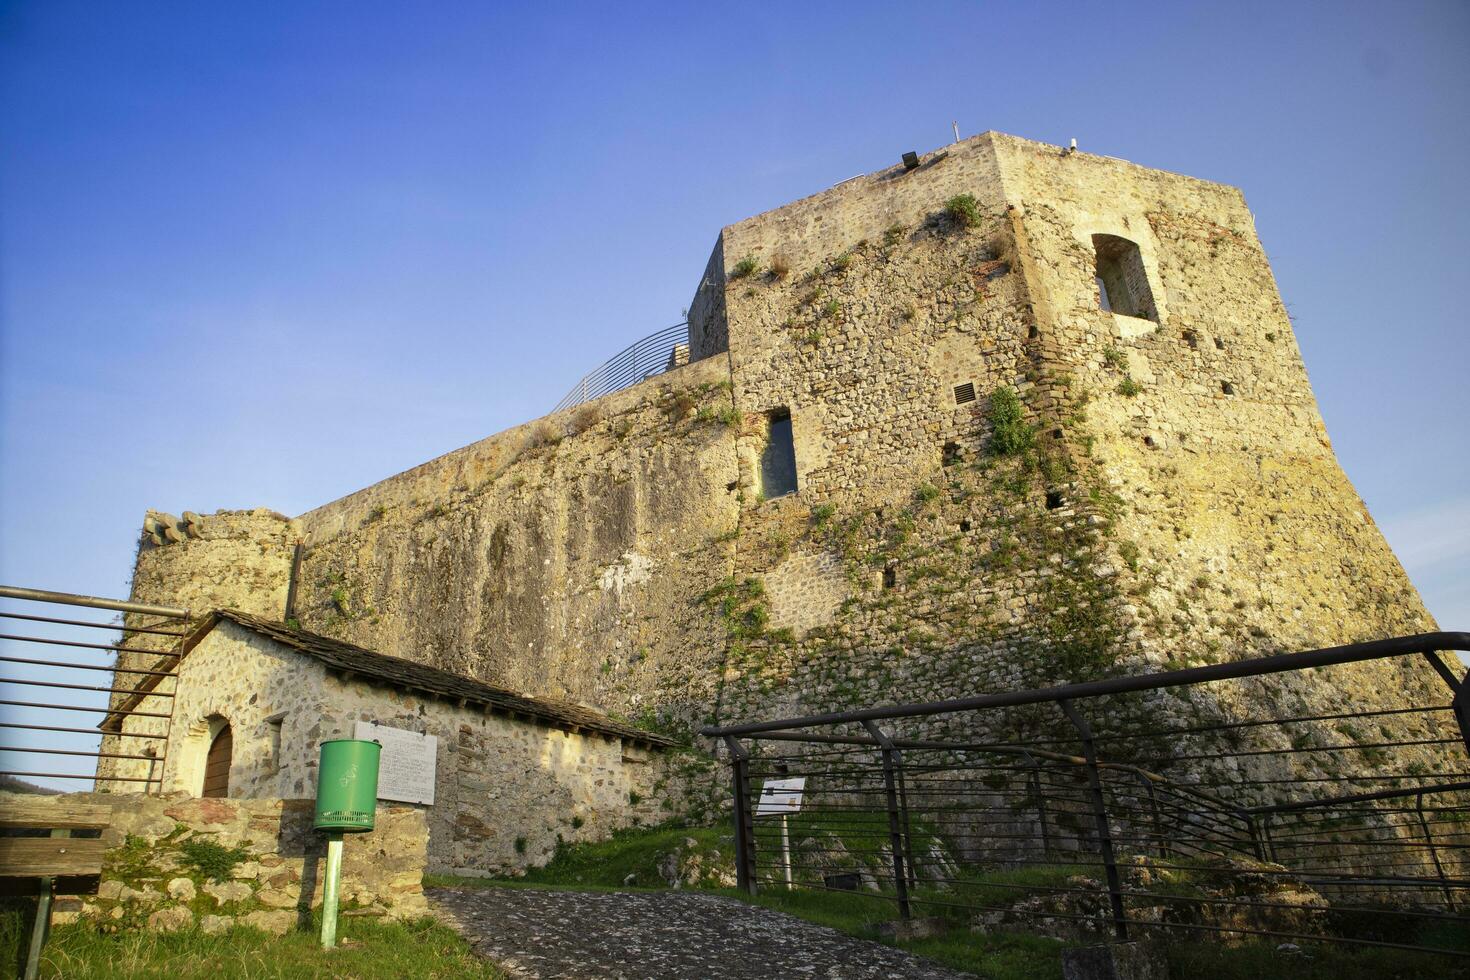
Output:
[
  {"xmin": 759, "ymin": 410, "xmax": 798, "ymax": 499},
  {"xmin": 1093, "ymin": 234, "xmax": 1158, "ymax": 323},
  {"xmin": 265, "ymin": 714, "xmax": 285, "ymax": 772},
  {"xmin": 953, "ymin": 382, "xmax": 976, "ymax": 405}
]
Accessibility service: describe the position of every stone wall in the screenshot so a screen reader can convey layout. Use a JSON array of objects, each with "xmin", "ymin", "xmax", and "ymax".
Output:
[
  {"xmin": 287, "ymin": 356, "xmax": 742, "ymax": 724},
  {"xmin": 5, "ymin": 792, "xmax": 428, "ymax": 935}
]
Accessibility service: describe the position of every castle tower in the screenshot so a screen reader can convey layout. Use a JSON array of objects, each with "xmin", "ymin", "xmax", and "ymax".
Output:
[{"xmin": 119, "ymin": 134, "xmax": 1442, "ymax": 749}]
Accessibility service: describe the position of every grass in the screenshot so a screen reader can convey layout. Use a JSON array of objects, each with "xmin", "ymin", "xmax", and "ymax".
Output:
[
  {"xmin": 431, "ymin": 824, "xmax": 732, "ymax": 891},
  {"xmin": 0, "ymin": 905, "xmax": 503, "ymax": 980},
  {"xmin": 723, "ymin": 885, "xmax": 1065, "ymax": 980}
]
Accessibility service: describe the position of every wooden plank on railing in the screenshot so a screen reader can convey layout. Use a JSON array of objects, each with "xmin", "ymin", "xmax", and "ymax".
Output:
[
  {"xmin": 0, "ymin": 838, "xmax": 107, "ymax": 877},
  {"xmin": 0, "ymin": 799, "xmax": 112, "ymax": 831}
]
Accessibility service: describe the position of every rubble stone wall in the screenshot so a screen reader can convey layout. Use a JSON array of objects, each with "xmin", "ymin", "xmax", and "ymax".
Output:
[{"xmin": 3, "ymin": 791, "xmax": 427, "ymax": 935}]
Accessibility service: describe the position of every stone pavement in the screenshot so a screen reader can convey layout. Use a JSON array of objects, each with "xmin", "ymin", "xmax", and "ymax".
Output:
[{"xmin": 429, "ymin": 886, "xmax": 973, "ymax": 980}]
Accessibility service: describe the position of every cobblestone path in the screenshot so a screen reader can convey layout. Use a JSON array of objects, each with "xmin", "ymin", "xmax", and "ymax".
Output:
[{"xmin": 429, "ymin": 887, "xmax": 972, "ymax": 980}]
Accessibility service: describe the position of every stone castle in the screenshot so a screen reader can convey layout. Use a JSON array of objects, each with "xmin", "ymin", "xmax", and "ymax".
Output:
[{"xmin": 116, "ymin": 130, "xmax": 1443, "ymax": 752}]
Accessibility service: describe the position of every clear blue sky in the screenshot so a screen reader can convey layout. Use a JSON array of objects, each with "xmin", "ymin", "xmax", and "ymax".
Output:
[{"xmin": 1, "ymin": 2, "xmax": 1466, "ymax": 661}]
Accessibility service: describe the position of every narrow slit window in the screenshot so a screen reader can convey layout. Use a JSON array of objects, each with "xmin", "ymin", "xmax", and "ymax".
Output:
[
  {"xmin": 1092, "ymin": 234, "xmax": 1157, "ymax": 322},
  {"xmin": 759, "ymin": 410, "xmax": 798, "ymax": 499},
  {"xmin": 265, "ymin": 715, "xmax": 285, "ymax": 771}
]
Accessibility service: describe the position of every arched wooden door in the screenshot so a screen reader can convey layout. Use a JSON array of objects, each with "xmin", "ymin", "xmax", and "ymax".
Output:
[{"xmin": 202, "ymin": 723, "xmax": 232, "ymax": 798}]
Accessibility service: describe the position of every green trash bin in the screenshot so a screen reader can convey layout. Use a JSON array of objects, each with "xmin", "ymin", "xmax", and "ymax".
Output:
[{"xmin": 314, "ymin": 739, "xmax": 381, "ymax": 833}]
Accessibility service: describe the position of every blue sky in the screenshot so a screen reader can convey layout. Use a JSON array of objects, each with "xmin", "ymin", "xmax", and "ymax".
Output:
[{"xmin": 1, "ymin": 1, "xmax": 1467, "ymax": 783}]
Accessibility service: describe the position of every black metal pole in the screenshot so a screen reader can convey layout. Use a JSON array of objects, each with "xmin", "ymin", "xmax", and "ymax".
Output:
[
  {"xmin": 1027, "ymin": 759, "xmax": 1053, "ymax": 860},
  {"xmin": 1129, "ymin": 771, "xmax": 1165, "ymax": 860},
  {"xmin": 724, "ymin": 736, "xmax": 757, "ymax": 896},
  {"xmin": 1059, "ymin": 699, "xmax": 1128, "ymax": 941},
  {"xmin": 1416, "ymin": 791, "xmax": 1456, "ymax": 911},
  {"xmin": 283, "ymin": 540, "xmax": 304, "ymax": 622},
  {"xmin": 1246, "ymin": 814, "xmax": 1267, "ymax": 863},
  {"xmin": 864, "ymin": 721, "xmax": 912, "ymax": 920}
]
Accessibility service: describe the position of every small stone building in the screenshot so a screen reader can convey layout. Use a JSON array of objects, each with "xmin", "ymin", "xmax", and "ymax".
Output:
[{"xmin": 105, "ymin": 610, "xmax": 684, "ymax": 875}]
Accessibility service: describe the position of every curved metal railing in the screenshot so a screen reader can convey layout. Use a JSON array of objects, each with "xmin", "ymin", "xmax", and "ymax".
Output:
[{"xmin": 551, "ymin": 322, "xmax": 689, "ymax": 412}]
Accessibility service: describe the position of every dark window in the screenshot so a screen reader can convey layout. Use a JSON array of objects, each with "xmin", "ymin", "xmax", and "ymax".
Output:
[
  {"xmin": 942, "ymin": 441, "xmax": 962, "ymax": 467},
  {"xmin": 1220, "ymin": 380, "xmax": 1235, "ymax": 396},
  {"xmin": 953, "ymin": 382, "xmax": 976, "ymax": 405},
  {"xmin": 959, "ymin": 519, "xmax": 972, "ymax": 533},
  {"xmin": 759, "ymin": 410, "xmax": 798, "ymax": 498},
  {"xmin": 882, "ymin": 565, "xmax": 897, "ymax": 589},
  {"xmin": 1045, "ymin": 490, "xmax": 1064, "ymax": 510},
  {"xmin": 1092, "ymin": 234, "xmax": 1158, "ymax": 322},
  {"xmin": 203, "ymin": 723, "xmax": 232, "ymax": 798}
]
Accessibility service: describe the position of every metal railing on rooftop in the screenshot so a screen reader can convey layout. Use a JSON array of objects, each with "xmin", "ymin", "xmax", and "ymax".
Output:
[{"xmin": 551, "ymin": 322, "xmax": 689, "ymax": 413}]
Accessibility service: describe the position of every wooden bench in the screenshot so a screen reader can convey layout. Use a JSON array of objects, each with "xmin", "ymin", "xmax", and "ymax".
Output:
[{"xmin": 0, "ymin": 798, "xmax": 113, "ymax": 980}]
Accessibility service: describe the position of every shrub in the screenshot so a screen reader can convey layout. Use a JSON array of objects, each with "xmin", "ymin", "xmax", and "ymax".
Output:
[
  {"xmin": 988, "ymin": 386, "xmax": 1034, "ymax": 456},
  {"xmin": 768, "ymin": 253, "xmax": 791, "ymax": 279},
  {"xmin": 832, "ymin": 252, "xmax": 852, "ymax": 273},
  {"xmin": 730, "ymin": 256, "xmax": 758, "ymax": 279},
  {"xmin": 821, "ymin": 299, "xmax": 841, "ymax": 319},
  {"xmin": 883, "ymin": 223, "xmax": 905, "ymax": 246},
  {"xmin": 1102, "ymin": 346, "xmax": 1127, "ymax": 371},
  {"xmin": 179, "ymin": 837, "xmax": 251, "ymax": 882},
  {"xmin": 944, "ymin": 194, "xmax": 981, "ymax": 229},
  {"xmin": 527, "ymin": 419, "xmax": 561, "ymax": 448},
  {"xmin": 811, "ymin": 503, "xmax": 836, "ymax": 526},
  {"xmin": 916, "ymin": 483, "xmax": 941, "ymax": 503},
  {"xmin": 1116, "ymin": 377, "xmax": 1142, "ymax": 397},
  {"xmin": 570, "ymin": 403, "xmax": 602, "ymax": 435},
  {"xmin": 667, "ymin": 390, "xmax": 697, "ymax": 420}
]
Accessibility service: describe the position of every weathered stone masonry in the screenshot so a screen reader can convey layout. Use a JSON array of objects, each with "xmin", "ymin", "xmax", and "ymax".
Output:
[{"xmin": 117, "ymin": 132, "xmax": 1451, "ymax": 813}]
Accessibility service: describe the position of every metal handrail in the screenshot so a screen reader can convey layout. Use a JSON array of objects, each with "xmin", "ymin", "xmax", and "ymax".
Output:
[
  {"xmin": 701, "ymin": 631, "xmax": 1470, "ymax": 738},
  {"xmin": 551, "ymin": 322, "xmax": 689, "ymax": 412}
]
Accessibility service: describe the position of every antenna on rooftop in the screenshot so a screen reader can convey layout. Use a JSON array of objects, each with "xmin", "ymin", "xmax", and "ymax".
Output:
[{"xmin": 952, "ymin": 121, "xmax": 960, "ymax": 144}]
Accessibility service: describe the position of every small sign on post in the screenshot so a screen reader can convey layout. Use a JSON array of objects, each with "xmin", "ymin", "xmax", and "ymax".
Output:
[{"xmin": 756, "ymin": 777, "xmax": 805, "ymax": 889}]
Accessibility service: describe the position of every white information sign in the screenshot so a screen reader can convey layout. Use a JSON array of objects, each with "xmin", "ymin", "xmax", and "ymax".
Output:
[
  {"xmin": 755, "ymin": 776, "xmax": 805, "ymax": 817},
  {"xmin": 353, "ymin": 721, "xmax": 437, "ymax": 806}
]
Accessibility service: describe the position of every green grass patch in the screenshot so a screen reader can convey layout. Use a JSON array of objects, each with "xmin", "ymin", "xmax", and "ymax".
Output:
[
  {"xmin": 0, "ymin": 906, "xmax": 502, "ymax": 980},
  {"xmin": 452, "ymin": 824, "xmax": 731, "ymax": 890}
]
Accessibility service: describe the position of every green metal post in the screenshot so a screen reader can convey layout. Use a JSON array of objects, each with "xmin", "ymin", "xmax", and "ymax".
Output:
[
  {"xmin": 320, "ymin": 832, "xmax": 344, "ymax": 949},
  {"xmin": 24, "ymin": 876, "xmax": 53, "ymax": 980}
]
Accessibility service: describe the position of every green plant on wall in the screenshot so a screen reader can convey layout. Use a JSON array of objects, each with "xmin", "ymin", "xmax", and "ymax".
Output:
[
  {"xmin": 987, "ymin": 386, "xmax": 1035, "ymax": 456},
  {"xmin": 179, "ymin": 837, "xmax": 251, "ymax": 883},
  {"xmin": 944, "ymin": 194, "xmax": 981, "ymax": 228}
]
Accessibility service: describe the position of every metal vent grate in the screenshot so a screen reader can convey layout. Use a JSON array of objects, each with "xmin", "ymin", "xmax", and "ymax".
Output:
[{"xmin": 953, "ymin": 382, "xmax": 976, "ymax": 405}]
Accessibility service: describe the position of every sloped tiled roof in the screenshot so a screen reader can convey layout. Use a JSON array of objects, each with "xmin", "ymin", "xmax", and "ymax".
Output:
[{"xmin": 185, "ymin": 610, "xmax": 677, "ymax": 747}]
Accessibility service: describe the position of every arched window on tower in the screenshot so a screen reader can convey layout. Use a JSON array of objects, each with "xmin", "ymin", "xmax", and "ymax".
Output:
[{"xmin": 1092, "ymin": 234, "xmax": 1157, "ymax": 323}]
